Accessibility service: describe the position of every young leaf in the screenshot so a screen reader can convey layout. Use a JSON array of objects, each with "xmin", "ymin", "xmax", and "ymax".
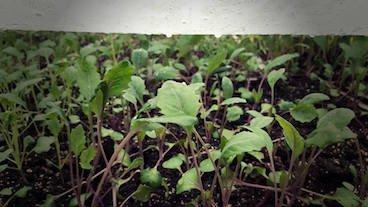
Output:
[
  {"xmin": 76, "ymin": 58, "xmax": 101, "ymax": 101},
  {"xmin": 69, "ymin": 125, "xmax": 86, "ymax": 156},
  {"xmin": 222, "ymin": 131, "xmax": 267, "ymax": 158},
  {"xmin": 221, "ymin": 97, "xmax": 247, "ymax": 106},
  {"xmin": 103, "ymin": 61, "xmax": 134, "ymax": 97},
  {"xmin": 199, "ymin": 150, "xmax": 221, "ymax": 173},
  {"xmin": 264, "ymin": 53, "xmax": 299, "ymax": 72},
  {"xmin": 249, "ymin": 116, "xmax": 274, "ymax": 129},
  {"xmin": 207, "ymin": 50, "xmax": 227, "ymax": 74},
  {"xmin": 162, "ymin": 154, "xmax": 185, "ymax": 169},
  {"xmin": 221, "ymin": 76, "xmax": 234, "ymax": 99},
  {"xmin": 300, "ymin": 93, "xmax": 330, "ymax": 105},
  {"xmin": 79, "ymin": 146, "xmax": 96, "ymax": 170},
  {"xmin": 317, "ymin": 108, "xmax": 355, "ymax": 129},
  {"xmin": 306, "ymin": 124, "xmax": 356, "ymax": 149},
  {"xmin": 176, "ymin": 168, "xmax": 199, "ymax": 194},
  {"xmin": 133, "ymin": 185, "xmax": 153, "ymax": 202},
  {"xmin": 33, "ymin": 137, "xmax": 55, "ymax": 154},
  {"xmin": 156, "ymin": 81, "xmax": 201, "ymax": 117},
  {"xmin": 290, "ymin": 103, "xmax": 318, "ymax": 123},
  {"xmin": 140, "ymin": 168, "xmax": 163, "ymax": 188},
  {"xmin": 131, "ymin": 48, "xmax": 148, "ymax": 69},
  {"xmin": 226, "ymin": 106, "xmax": 243, "ymax": 122},
  {"xmin": 267, "ymin": 68, "xmax": 285, "ymax": 91},
  {"xmin": 275, "ymin": 115, "xmax": 304, "ymax": 158},
  {"xmin": 124, "ymin": 76, "xmax": 147, "ymax": 104}
]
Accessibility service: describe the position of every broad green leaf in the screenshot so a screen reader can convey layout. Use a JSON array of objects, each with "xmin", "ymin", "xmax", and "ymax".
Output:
[
  {"xmin": 246, "ymin": 110, "xmax": 264, "ymax": 118},
  {"xmin": 69, "ymin": 125, "xmax": 86, "ymax": 156},
  {"xmin": 124, "ymin": 76, "xmax": 147, "ymax": 104},
  {"xmin": 14, "ymin": 78, "xmax": 43, "ymax": 93},
  {"xmin": 133, "ymin": 184, "xmax": 153, "ymax": 202},
  {"xmin": 207, "ymin": 50, "xmax": 227, "ymax": 74},
  {"xmin": 275, "ymin": 115, "xmax": 304, "ymax": 158},
  {"xmin": 267, "ymin": 68, "xmax": 285, "ymax": 90},
  {"xmin": 221, "ymin": 76, "xmax": 234, "ymax": 99},
  {"xmin": 104, "ymin": 61, "xmax": 134, "ymax": 97},
  {"xmin": 176, "ymin": 35, "xmax": 203, "ymax": 57},
  {"xmin": 333, "ymin": 186, "xmax": 361, "ymax": 207},
  {"xmin": 163, "ymin": 154, "xmax": 185, "ymax": 169},
  {"xmin": 290, "ymin": 103, "xmax": 318, "ymax": 123},
  {"xmin": 264, "ymin": 53, "xmax": 299, "ymax": 72},
  {"xmin": 14, "ymin": 186, "xmax": 31, "ymax": 198},
  {"xmin": 199, "ymin": 150, "xmax": 221, "ymax": 173},
  {"xmin": 140, "ymin": 168, "xmax": 162, "ymax": 188},
  {"xmin": 222, "ymin": 131, "xmax": 267, "ymax": 158},
  {"xmin": 117, "ymin": 148, "xmax": 131, "ymax": 167},
  {"xmin": 229, "ymin": 47, "xmax": 245, "ymax": 62},
  {"xmin": 153, "ymin": 65, "xmax": 179, "ymax": 80},
  {"xmin": 79, "ymin": 146, "xmax": 96, "ymax": 170},
  {"xmin": 80, "ymin": 45, "xmax": 97, "ymax": 58},
  {"xmin": 221, "ymin": 97, "xmax": 247, "ymax": 106},
  {"xmin": 46, "ymin": 114, "xmax": 62, "ymax": 137},
  {"xmin": 156, "ymin": 81, "xmax": 201, "ymax": 117},
  {"xmin": 76, "ymin": 58, "xmax": 101, "ymax": 101},
  {"xmin": 127, "ymin": 157, "xmax": 144, "ymax": 171},
  {"xmin": 300, "ymin": 93, "xmax": 330, "ymax": 105},
  {"xmin": 33, "ymin": 137, "xmax": 55, "ymax": 154},
  {"xmin": 245, "ymin": 126, "xmax": 273, "ymax": 152},
  {"xmin": 176, "ymin": 168, "xmax": 199, "ymax": 194},
  {"xmin": 226, "ymin": 106, "xmax": 243, "ymax": 122},
  {"xmin": 0, "ymin": 93, "xmax": 26, "ymax": 107},
  {"xmin": 0, "ymin": 187, "xmax": 12, "ymax": 196},
  {"xmin": 131, "ymin": 49, "xmax": 148, "ymax": 69},
  {"xmin": 0, "ymin": 149, "xmax": 12, "ymax": 163},
  {"xmin": 306, "ymin": 124, "xmax": 356, "ymax": 149},
  {"xmin": 101, "ymin": 127, "xmax": 123, "ymax": 141},
  {"xmin": 139, "ymin": 115, "xmax": 197, "ymax": 128},
  {"xmin": 317, "ymin": 108, "xmax": 355, "ymax": 129},
  {"xmin": 250, "ymin": 116, "xmax": 274, "ymax": 128}
]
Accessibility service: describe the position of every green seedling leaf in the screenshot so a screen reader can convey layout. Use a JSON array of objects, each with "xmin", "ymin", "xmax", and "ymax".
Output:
[
  {"xmin": 14, "ymin": 186, "xmax": 31, "ymax": 198},
  {"xmin": 133, "ymin": 185, "xmax": 153, "ymax": 202},
  {"xmin": 332, "ymin": 186, "xmax": 361, "ymax": 207},
  {"xmin": 290, "ymin": 103, "xmax": 318, "ymax": 123},
  {"xmin": 163, "ymin": 154, "xmax": 185, "ymax": 169},
  {"xmin": 264, "ymin": 53, "xmax": 299, "ymax": 72},
  {"xmin": 300, "ymin": 93, "xmax": 330, "ymax": 105},
  {"xmin": 275, "ymin": 115, "xmax": 304, "ymax": 158},
  {"xmin": 131, "ymin": 48, "xmax": 148, "ymax": 69},
  {"xmin": 229, "ymin": 47, "xmax": 245, "ymax": 62},
  {"xmin": 141, "ymin": 81, "xmax": 201, "ymax": 128},
  {"xmin": 207, "ymin": 49, "xmax": 227, "ymax": 74},
  {"xmin": 69, "ymin": 193, "xmax": 91, "ymax": 207},
  {"xmin": 40, "ymin": 195, "xmax": 55, "ymax": 207},
  {"xmin": 76, "ymin": 58, "xmax": 101, "ymax": 101},
  {"xmin": 267, "ymin": 68, "xmax": 285, "ymax": 91},
  {"xmin": 250, "ymin": 116, "xmax": 274, "ymax": 129},
  {"xmin": 68, "ymin": 115, "xmax": 80, "ymax": 124},
  {"xmin": 221, "ymin": 76, "xmax": 234, "ymax": 99},
  {"xmin": 80, "ymin": 45, "xmax": 97, "ymax": 58},
  {"xmin": 0, "ymin": 164, "xmax": 8, "ymax": 172},
  {"xmin": 0, "ymin": 187, "xmax": 12, "ymax": 196},
  {"xmin": 69, "ymin": 125, "xmax": 86, "ymax": 156},
  {"xmin": 200, "ymin": 150, "xmax": 221, "ymax": 173},
  {"xmin": 0, "ymin": 93, "xmax": 26, "ymax": 107},
  {"xmin": 153, "ymin": 65, "xmax": 179, "ymax": 80},
  {"xmin": 176, "ymin": 168, "xmax": 199, "ymax": 194},
  {"xmin": 117, "ymin": 148, "xmax": 131, "ymax": 167},
  {"xmin": 140, "ymin": 168, "xmax": 163, "ymax": 188},
  {"xmin": 33, "ymin": 136, "xmax": 55, "ymax": 154},
  {"xmin": 245, "ymin": 126, "xmax": 273, "ymax": 152},
  {"xmin": 0, "ymin": 149, "xmax": 12, "ymax": 163},
  {"xmin": 101, "ymin": 127, "xmax": 123, "ymax": 141},
  {"xmin": 127, "ymin": 157, "xmax": 143, "ymax": 171},
  {"xmin": 79, "ymin": 146, "xmax": 96, "ymax": 170},
  {"xmin": 226, "ymin": 106, "xmax": 243, "ymax": 122},
  {"xmin": 222, "ymin": 131, "xmax": 267, "ymax": 158},
  {"xmin": 307, "ymin": 125, "xmax": 356, "ymax": 149},
  {"xmin": 221, "ymin": 97, "xmax": 247, "ymax": 106},
  {"xmin": 317, "ymin": 108, "xmax": 355, "ymax": 129},
  {"xmin": 124, "ymin": 76, "xmax": 147, "ymax": 105},
  {"xmin": 157, "ymin": 81, "xmax": 201, "ymax": 117},
  {"xmin": 104, "ymin": 60, "xmax": 134, "ymax": 97}
]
